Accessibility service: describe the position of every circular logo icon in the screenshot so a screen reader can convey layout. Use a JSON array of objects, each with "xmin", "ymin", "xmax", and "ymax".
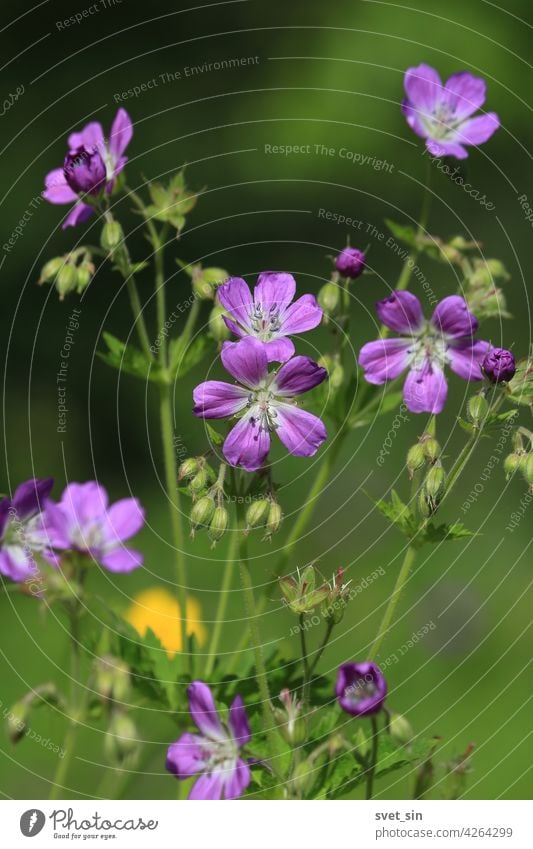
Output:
[{"xmin": 20, "ymin": 810, "xmax": 46, "ymax": 837}]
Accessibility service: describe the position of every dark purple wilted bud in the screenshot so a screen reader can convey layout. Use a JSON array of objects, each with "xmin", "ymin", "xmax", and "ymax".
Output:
[
  {"xmin": 335, "ymin": 247, "xmax": 366, "ymax": 279},
  {"xmin": 482, "ymin": 348, "xmax": 516, "ymax": 384},
  {"xmin": 64, "ymin": 147, "xmax": 106, "ymax": 196},
  {"xmin": 335, "ymin": 661, "xmax": 387, "ymax": 716}
]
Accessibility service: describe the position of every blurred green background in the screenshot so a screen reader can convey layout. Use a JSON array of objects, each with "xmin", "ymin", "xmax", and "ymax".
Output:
[{"xmin": 0, "ymin": 0, "xmax": 531, "ymax": 800}]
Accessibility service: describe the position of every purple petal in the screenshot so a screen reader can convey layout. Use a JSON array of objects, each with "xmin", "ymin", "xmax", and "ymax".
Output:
[
  {"xmin": 275, "ymin": 404, "xmax": 327, "ymax": 458},
  {"xmin": 254, "ymin": 271, "xmax": 296, "ymax": 313},
  {"xmin": 0, "ymin": 498, "xmax": 10, "ymax": 539},
  {"xmin": 228, "ymin": 695, "xmax": 251, "ymax": 746},
  {"xmin": 280, "ymin": 293, "xmax": 323, "ymax": 334},
  {"xmin": 220, "ymin": 338, "xmax": 268, "ymax": 389},
  {"xmin": 222, "ymin": 758, "xmax": 251, "ymax": 799},
  {"xmin": 61, "ymin": 482, "xmax": 108, "ymax": 525},
  {"xmin": 425, "ymin": 138, "xmax": 468, "ymax": 159},
  {"xmin": 39, "ymin": 501, "xmax": 72, "ymax": 549},
  {"xmin": 223, "ymin": 413, "xmax": 271, "ymax": 471},
  {"xmin": 42, "ymin": 168, "xmax": 78, "ymax": 204},
  {"xmin": 404, "ymin": 63, "xmax": 442, "ymax": 115},
  {"xmin": 100, "ymin": 547, "xmax": 143, "ymax": 572},
  {"xmin": 222, "ymin": 315, "xmax": 245, "ymax": 338},
  {"xmin": 455, "ymin": 113, "xmax": 500, "ymax": 147},
  {"xmin": 442, "ymin": 72, "xmax": 486, "ymax": 121},
  {"xmin": 273, "ymin": 356, "xmax": 328, "ymax": 397},
  {"xmin": 263, "ymin": 337, "xmax": 295, "ymax": 363},
  {"xmin": 189, "ymin": 771, "xmax": 225, "ymax": 800},
  {"xmin": 447, "ymin": 339, "xmax": 490, "ymax": 380},
  {"xmin": 401, "ymin": 99, "xmax": 427, "ymax": 138},
  {"xmin": 431, "ymin": 295, "xmax": 478, "ymax": 338},
  {"xmin": 193, "ymin": 380, "xmax": 250, "ymax": 419},
  {"xmin": 68, "ymin": 121, "xmax": 105, "ymax": 155},
  {"xmin": 358, "ymin": 339, "xmax": 411, "ymax": 384},
  {"xmin": 166, "ymin": 732, "xmax": 207, "ymax": 779},
  {"xmin": 403, "ymin": 362, "xmax": 448, "ymax": 414},
  {"xmin": 63, "ymin": 202, "xmax": 94, "ymax": 229},
  {"xmin": 376, "ymin": 290, "xmax": 424, "ymax": 334},
  {"xmin": 0, "ymin": 547, "xmax": 37, "ymax": 582},
  {"xmin": 188, "ymin": 681, "xmax": 226, "ymax": 741},
  {"xmin": 109, "ymin": 108, "xmax": 133, "ymax": 162},
  {"xmin": 217, "ymin": 277, "xmax": 253, "ymax": 327},
  {"xmin": 335, "ymin": 662, "xmax": 387, "ymax": 717},
  {"xmin": 12, "ymin": 478, "xmax": 53, "ymax": 522},
  {"xmin": 104, "ymin": 498, "xmax": 144, "ymax": 542}
]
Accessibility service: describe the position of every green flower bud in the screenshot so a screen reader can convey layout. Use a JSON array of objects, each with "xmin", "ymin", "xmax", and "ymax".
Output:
[
  {"xmin": 418, "ymin": 489, "xmax": 433, "ymax": 518},
  {"xmin": 189, "ymin": 468, "xmax": 208, "ymax": 496},
  {"xmin": 208, "ymin": 505, "xmax": 228, "ymax": 544},
  {"xmin": 522, "ymin": 453, "xmax": 533, "ymax": 487},
  {"xmin": 504, "ymin": 453, "xmax": 522, "ymax": 480},
  {"xmin": 178, "ymin": 457, "xmax": 201, "ymax": 481},
  {"xmin": 422, "ymin": 437, "xmax": 440, "ymax": 462},
  {"xmin": 208, "ymin": 304, "xmax": 231, "ymax": 342},
  {"xmin": 274, "ymin": 689, "xmax": 307, "ymax": 747},
  {"xmin": 264, "ymin": 500, "xmax": 283, "ymax": 540},
  {"xmin": 406, "ymin": 444, "xmax": 426, "ymax": 478},
  {"xmin": 6, "ymin": 701, "xmax": 28, "ymax": 743},
  {"xmin": 104, "ymin": 712, "xmax": 138, "ymax": 768},
  {"xmin": 245, "ymin": 498, "xmax": 271, "ymax": 532},
  {"xmin": 190, "ymin": 495, "xmax": 215, "ymax": 533},
  {"xmin": 279, "ymin": 564, "xmax": 329, "ymax": 614},
  {"xmin": 467, "ymin": 394, "xmax": 489, "ymax": 426},
  {"xmin": 101, "ymin": 219, "xmax": 124, "ymax": 253},
  {"xmin": 55, "ymin": 263, "xmax": 78, "ymax": 300},
  {"xmin": 424, "ymin": 463, "xmax": 446, "ymax": 501},
  {"xmin": 484, "ymin": 259, "xmax": 509, "ymax": 280},
  {"xmin": 289, "ymin": 758, "xmax": 317, "ymax": 798},
  {"xmin": 389, "ymin": 712, "xmax": 413, "ymax": 746},
  {"xmin": 329, "ymin": 358, "xmax": 344, "ymax": 391},
  {"xmin": 94, "ymin": 655, "xmax": 131, "ymax": 703},
  {"xmin": 76, "ymin": 261, "xmax": 94, "ymax": 293},
  {"xmin": 317, "ymin": 282, "xmax": 340, "ymax": 317},
  {"xmin": 192, "ymin": 266, "xmax": 229, "ymax": 300},
  {"xmin": 38, "ymin": 256, "xmax": 64, "ymax": 285}
]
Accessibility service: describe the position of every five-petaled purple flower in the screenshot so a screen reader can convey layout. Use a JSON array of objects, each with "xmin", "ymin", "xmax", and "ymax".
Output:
[
  {"xmin": 193, "ymin": 336, "xmax": 328, "ymax": 471},
  {"xmin": 42, "ymin": 482, "xmax": 144, "ymax": 572},
  {"xmin": 0, "ymin": 478, "xmax": 55, "ymax": 582},
  {"xmin": 402, "ymin": 64, "xmax": 499, "ymax": 160},
  {"xmin": 336, "ymin": 661, "xmax": 387, "ymax": 717},
  {"xmin": 166, "ymin": 681, "xmax": 252, "ymax": 800},
  {"xmin": 482, "ymin": 347, "xmax": 516, "ymax": 384},
  {"xmin": 43, "ymin": 108, "xmax": 133, "ymax": 228},
  {"xmin": 217, "ymin": 272, "xmax": 323, "ymax": 363},
  {"xmin": 359, "ymin": 291, "xmax": 490, "ymax": 414},
  {"xmin": 335, "ymin": 247, "xmax": 366, "ymax": 279}
]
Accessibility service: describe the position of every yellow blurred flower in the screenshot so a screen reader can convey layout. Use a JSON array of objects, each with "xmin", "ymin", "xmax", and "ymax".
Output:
[{"xmin": 125, "ymin": 587, "xmax": 207, "ymax": 657}]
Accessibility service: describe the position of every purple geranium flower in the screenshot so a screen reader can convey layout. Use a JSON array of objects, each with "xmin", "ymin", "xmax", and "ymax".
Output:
[
  {"xmin": 335, "ymin": 247, "xmax": 366, "ymax": 279},
  {"xmin": 402, "ymin": 64, "xmax": 499, "ymax": 160},
  {"xmin": 217, "ymin": 271, "xmax": 323, "ymax": 362},
  {"xmin": 193, "ymin": 336, "xmax": 328, "ymax": 471},
  {"xmin": 42, "ymin": 482, "xmax": 144, "ymax": 572},
  {"xmin": 359, "ymin": 290, "xmax": 490, "ymax": 414},
  {"xmin": 0, "ymin": 478, "xmax": 54, "ymax": 582},
  {"xmin": 482, "ymin": 347, "xmax": 516, "ymax": 383},
  {"xmin": 166, "ymin": 681, "xmax": 252, "ymax": 800},
  {"xmin": 336, "ymin": 661, "xmax": 387, "ymax": 717},
  {"xmin": 43, "ymin": 108, "xmax": 133, "ymax": 228}
]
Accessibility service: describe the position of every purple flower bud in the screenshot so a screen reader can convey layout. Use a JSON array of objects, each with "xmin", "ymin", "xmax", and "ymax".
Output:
[
  {"xmin": 63, "ymin": 147, "xmax": 106, "ymax": 196},
  {"xmin": 482, "ymin": 348, "xmax": 516, "ymax": 383},
  {"xmin": 335, "ymin": 661, "xmax": 387, "ymax": 716},
  {"xmin": 335, "ymin": 247, "xmax": 366, "ymax": 279}
]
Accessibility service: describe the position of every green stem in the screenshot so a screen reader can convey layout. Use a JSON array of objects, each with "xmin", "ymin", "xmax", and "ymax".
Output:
[
  {"xmin": 125, "ymin": 276, "xmax": 154, "ymax": 361},
  {"xmin": 308, "ymin": 620, "xmax": 335, "ymax": 678},
  {"xmin": 365, "ymin": 715, "xmax": 380, "ymax": 800},
  {"xmin": 159, "ymin": 384, "xmax": 189, "ymax": 669},
  {"xmin": 394, "ymin": 157, "xmax": 432, "ymax": 294},
  {"xmin": 204, "ymin": 526, "xmax": 239, "ymax": 678},
  {"xmin": 370, "ymin": 544, "xmax": 418, "ymax": 658},
  {"xmin": 49, "ymin": 604, "xmax": 82, "ymax": 800},
  {"xmin": 299, "ymin": 614, "xmax": 311, "ymax": 703}
]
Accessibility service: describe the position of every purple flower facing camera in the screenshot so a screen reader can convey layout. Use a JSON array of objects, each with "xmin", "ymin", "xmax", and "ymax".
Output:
[
  {"xmin": 0, "ymin": 478, "xmax": 55, "ymax": 582},
  {"xmin": 336, "ymin": 661, "xmax": 387, "ymax": 717}
]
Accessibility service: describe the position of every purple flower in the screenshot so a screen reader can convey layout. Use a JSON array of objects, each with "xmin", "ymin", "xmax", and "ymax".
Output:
[
  {"xmin": 193, "ymin": 336, "xmax": 328, "ymax": 471},
  {"xmin": 482, "ymin": 347, "xmax": 516, "ymax": 383},
  {"xmin": 359, "ymin": 291, "xmax": 490, "ymax": 414},
  {"xmin": 42, "ymin": 482, "xmax": 144, "ymax": 572},
  {"xmin": 0, "ymin": 478, "xmax": 55, "ymax": 582},
  {"xmin": 166, "ymin": 681, "xmax": 252, "ymax": 800},
  {"xmin": 335, "ymin": 247, "xmax": 366, "ymax": 279},
  {"xmin": 402, "ymin": 64, "xmax": 499, "ymax": 160},
  {"xmin": 43, "ymin": 108, "xmax": 133, "ymax": 228},
  {"xmin": 217, "ymin": 271, "xmax": 323, "ymax": 363},
  {"xmin": 335, "ymin": 661, "xmax": 387, "ymax": 717}
]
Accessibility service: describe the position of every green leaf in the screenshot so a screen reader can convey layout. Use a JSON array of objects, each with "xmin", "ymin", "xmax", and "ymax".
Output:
[
  {"xmin": 98, "ymin": 333, "xmax": 166, "ymax": 384},
  {"xmin": 372, "ymin": 490, "xmax": 419, "ymax": 539},
  {"xmin": 421, "ymin": 521, "xmax": 475, "ymax": 544},
  {"xmin": 205, "ymin": 423, "xmax": 224, "ymax": 447},
  {"xmin": 169, "ymin": 334, "xmax": 215, "ymax": 378},
  {"xmin": 385, "ymin": 219, "xmax": 418, "ymax": 247}
]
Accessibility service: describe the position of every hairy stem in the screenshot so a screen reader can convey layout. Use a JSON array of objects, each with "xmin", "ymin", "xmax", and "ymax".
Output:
[
  {"xmin": 204, "ymin": 526, "xmax": 239, "ymax": 678},
  {"xmin": 299, "ymin": 614, "xmax": 311, "ymax": 703},
  {"xmin": 370, "ymin": 544, "xmax": 417, "ymax": 659}
]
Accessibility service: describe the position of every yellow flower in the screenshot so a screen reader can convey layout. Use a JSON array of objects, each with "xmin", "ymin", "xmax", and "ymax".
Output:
[{"xmin": 125, "ymin": 587, "xmax": 207, "ymax": 657}]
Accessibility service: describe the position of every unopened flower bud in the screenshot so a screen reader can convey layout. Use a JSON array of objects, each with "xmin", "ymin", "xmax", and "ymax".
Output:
[
  {"xmin": 482, "ymin": 348, "xmax": 516, "ymax": 384},
  {"xmin": 94, "ymin": 655, "xmax": 131, "ymax": 703},
  {"xmin": 104, "ymin": 712, "xmax": 138, "ymax": 768},
  {"xmin": 335, "ymin": 247, "xmax": 366, "ymax": 279},
  {"xmin": 178, "ymin": 457, "xmax": 201, "ymax": 481},
  {"xmin": 317, "ymin": 282, "xmax": 340, "ymax": 317},
  {"xmin": 424, "ymin": 463, "xmax": 446, "ymax": 501},
  {"xmin": 418, "ymin": 489, "xmax": 433, "ymax": 518},
  {"xmin": 264, "ymin": 500, "xmax": 283, "ymax": 540},
  {"xmin": 38, "ymin": 256, "xmax": 64, "ymax": 285},
  {"xmin": 100, "ymin": 219, "xmax": 124, "ymax": 253},
  {"xmin": 406, "ymin": 444, "xmax": 426, "ymax": 478},
  {"xmin": 189, "ymin": 468, "xmax": 208, "ymax": 496},
  {"xmin": 245, "ymin": 497, "xmax": 270, "ymax": 532},
  {"xmin": 208, "ymin": 304, "xmax": 230, "ymax": 342},
  {"xmin": 389, "ymin": 712, "xmax": 413, "ymax": 746},
  {"xmin": 76, "ymin": 261, "xmax": 94, "ymax": 293},
  {"xmin": 504, "ymin": 453, "xmax": 522, "ymax": 480},
  {"xmin": 522, "ymin": 453, "xmax": 533, "ymax": 487},
  {"xmin": 56, "ymin": 263, "xmax": 78, "ymax": 300},
  {"xmin": 193, "ymin": 266, "xmax": 228, "ymax": 300},
  {"xmin": 208, "ymin": 505, "xmax": 228, "ymax": 545},
  {"xmin": 274, "ymin": 689, "xmax": 307, "ymax": 746},
  {"xmin": 6, "ymin": 702, "xmax": 28, "ymax": 743},
  {"xmin": 329, "ymin": 357, "xmax": 344, "ymax": 390},
  {"xmin": 422, "ymin": 437, "xmax": 440, "ymax": 462},
  {"xmin": 289, "ymin": 758, "xmax": 317, "ymax": 798},
  {"xmin": 467, "ymin": 393, "xmax": 489, "ymax": 426},
  {"xmin": 190, "ymin": 495, "xmax": 215, "ymax": 533}
]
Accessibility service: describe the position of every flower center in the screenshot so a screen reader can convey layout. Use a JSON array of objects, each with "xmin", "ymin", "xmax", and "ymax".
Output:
[
  {"xmin": 246, "ymin": 386, "xmax": 280, "ymax": 432},
  {"xmin": 346, "ymin": 675, "xmax": 378, "ymax": 703},
  {"xmin": 407, "ymin": 325, "xmax": 448, "ymax": 370},
  {"xmin": 250, "ymin": 302, "xmax": 282, "ymax": 341},
  {"xmin": 202, "ymin": 735, "xmax": 239, "ymax": 775}
]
